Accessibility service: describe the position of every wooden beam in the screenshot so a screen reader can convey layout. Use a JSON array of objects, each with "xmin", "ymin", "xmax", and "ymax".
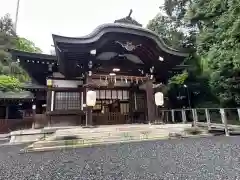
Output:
[{"xmin": 91, "ymin": 74, "xmax": 149, "ymax": 81}]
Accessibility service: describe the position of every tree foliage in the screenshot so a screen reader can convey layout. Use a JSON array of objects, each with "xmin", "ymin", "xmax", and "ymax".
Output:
[
  {"xmin": 15, "ymin": 37, "xmax": 42, "ymax": 53},
  {"xmin": 186, "ymin": 0, "xmax": 240, "ymax": 107},
  {"xmin": 147, "ymin": 0, "xmax": 222, "ymax": 108},
  {"xmin": 148, "ymin": 0, "xmax": 240, "ymax": 108},
  {"xmin": 168, "ymin": 70, "xmax": 188, "ymax": 86},
  {"xmin": 147, "ymin": 0, "xmax": 196, "ymax": 50},
  {"xmin": 0, "ymin": 75, "xmax": 21, "ymax": 92},
  {"xmin": 0, "ymin": 14, "xmax": 42, "ymax": 91}
]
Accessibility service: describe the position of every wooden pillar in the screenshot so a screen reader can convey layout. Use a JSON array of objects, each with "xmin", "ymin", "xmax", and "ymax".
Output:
[
  {"xmin": 5, "ymin": 106, "xmax": 9, "ymax": 119},
  {"xmin": 129, "ymin": 86, "xmax": 135, "ymax": 124},
  {"xmin": 46, "ymin": 89, "xmax": 52, "ymax": 126},
  {"xmin": 85, "ymin": 75, "xmax": 93, "ymax": 127},
  {"xmin": 145, "ymin": 80, "xmax": 155, "ymax": 124}
]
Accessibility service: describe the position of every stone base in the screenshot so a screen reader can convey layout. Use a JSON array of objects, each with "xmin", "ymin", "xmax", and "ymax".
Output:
[
  {"xmin": 9, "ymin": 126, "xmax": 78, "ymax": 144},
  {"xmin": 24, "ymin": 123, "xmax": 193, "ymax": 152}
]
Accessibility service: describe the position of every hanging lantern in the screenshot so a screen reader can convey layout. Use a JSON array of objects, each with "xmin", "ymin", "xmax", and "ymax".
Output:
[
  {"xmin": 32, "ymin": 104, "xmax": 36, "ymax": 110},
  {"xmin": 48, "ymin": 64, "xmax": 52, "ymax": 71},
  {"xmin": 88, "ymin": 71, "xmax": 92, "ymax": 76},
  {"xmin": 88, "ymin": 60, "xmax": 93, "ymax": 69},
  {"xmin": 86, "ymin": 90, "xmax": 96, "ymax": 107},
  {"xmin": 46, "ymin": 79, "xmax": 53, "ymax": 86},
  {"xmin": 155, "ymin": 92, "xmax": 164, "ymax": 106}
]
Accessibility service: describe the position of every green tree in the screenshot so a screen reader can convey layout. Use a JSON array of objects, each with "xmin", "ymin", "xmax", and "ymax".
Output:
[
  {"xmin": 0, "ymin": 14, "xmax": 19, "ymax": 81},
  {"xmin": 147, "ymin": 0, "xmax": 196, "ymax": 50},
  {"xmin": 186, "ymin": 0, "xmax": 240, "ymax": 107},
  {"xmin": 147, "ymin": 0, "xmax": 211, "ymax": 108},
  {"xmin": 147, "ymin": 0, "xmax": 227, "ymax": 108},
  {"xmin": 15, "ymin": 37, "xmax": 42, "ymax": 53},
  {"xmin": 0, "ymin": 14, "xmax": 42, "ymax": 91}
]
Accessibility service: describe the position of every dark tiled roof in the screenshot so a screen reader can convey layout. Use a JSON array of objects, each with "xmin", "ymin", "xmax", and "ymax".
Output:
[
  {"xmin": 114, "ymin": 17, "xmax": 142, "ymax": 27},
  {"xmin": 52, "ymin": 23, "xmax": 190, "ymax": 57},
  {"xmin": 10, "ymin": 49, "xmax": 57, "ymax": 61},
  {"xmin": 0, "ymin": 91, "xmax": 34, "ymax": 100}
]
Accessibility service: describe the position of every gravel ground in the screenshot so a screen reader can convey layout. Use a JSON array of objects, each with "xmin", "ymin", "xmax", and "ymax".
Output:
[{"xmin": 0, "ymin": 136, "xmax": 240, "ymax": 180}]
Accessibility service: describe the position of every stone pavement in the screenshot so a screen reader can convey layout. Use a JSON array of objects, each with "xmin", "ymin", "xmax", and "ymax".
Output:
[
  {"xmin": 0, "ymin": 134, "xmax": 9, "ymax": 145},
  {"xmin": 1, "ymin": 136, "xmax": 240, "ymax": 180}
]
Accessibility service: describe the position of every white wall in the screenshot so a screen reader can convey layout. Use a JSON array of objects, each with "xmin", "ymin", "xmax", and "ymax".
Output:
[
  {"xmin": 52, "ymin": 72, "xmax": 83, "ymax": 88},
  {"xmin": 52, "ymin": 72, "xmax": 64, "ymax": 78},
  {"xmin": 52, "ymin": 79, "xmax": 83, "ymax": 88}
]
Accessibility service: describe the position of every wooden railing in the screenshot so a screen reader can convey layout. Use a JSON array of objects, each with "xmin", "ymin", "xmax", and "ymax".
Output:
[
  {"xmin": 0, "ymin": 118, "xmax": 33, "ymax": 134},
  {"xmin": 155, "ymin": 108, "xmax": 240, "ymax": 126},
  {"xmin": 93, "ymin": 112, "xmax": 130, "ymax": 125}
]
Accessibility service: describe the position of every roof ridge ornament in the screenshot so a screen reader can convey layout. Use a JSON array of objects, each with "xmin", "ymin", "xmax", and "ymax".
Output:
[
  {"xmin": 128, "ymin": 9, "xmax": 133, "ymax": 18},
  {"xmin": 114, "ymin": 9, "xmax": 142, "ymax": 27}
]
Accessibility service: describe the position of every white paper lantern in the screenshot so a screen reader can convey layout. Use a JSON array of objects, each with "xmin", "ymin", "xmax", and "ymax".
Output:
[
  {"xmin": 155, "ymin": 92, "xmax": 164, "ymax": 106},
  {"xmin": 32, "ymin": 105, "xmax": 36, "ymax": 110},
  {"xmin": 86, "ymin": 90, "xmax": 96, "ymax": 107}
]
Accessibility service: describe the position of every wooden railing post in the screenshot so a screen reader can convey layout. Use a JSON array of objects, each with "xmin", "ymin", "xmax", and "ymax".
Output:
[
  {"xmin": 220, "ymin": 108, "xmax": 229, "ymax": 136},
  {"xmin": 181, "ymin": 109, "xmax": 187, "ymax": 124},
  {"xmin": 205, "ymin": 108, "xmax": 211, "ymax": 130},
  {"xmin": 237, "ymin": 108, "xmax": 240, "ymax": 122},
  {"xmin": 171, "ymin": 110, "xmax": 175, "ymax": 123},
  {"xmin": 192, "ymin": 109, "xmax": 198, "ymax": 127}
]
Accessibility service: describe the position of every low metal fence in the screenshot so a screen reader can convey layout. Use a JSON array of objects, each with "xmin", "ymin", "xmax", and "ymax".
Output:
[{"xmin": 155, "ymin": 108, "xmax": 240, "ymax": 136}]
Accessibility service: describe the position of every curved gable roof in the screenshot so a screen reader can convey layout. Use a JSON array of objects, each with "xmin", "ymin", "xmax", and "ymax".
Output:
[{"xmin": 52, "ymin": 23, "xmax": 189, "ymax": 57}]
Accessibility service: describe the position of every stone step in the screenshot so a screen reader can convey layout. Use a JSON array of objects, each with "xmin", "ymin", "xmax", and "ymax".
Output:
[
  {"xmin": 54, "ymin": 124, "xmax": 191, "ymax": 135},
  {"xmin": 29, "ymin": 132, "xmax": 170, "ymax": 149},
  {"xmin": 46, "ymin": 130, "xmax": 172, "ymax": 141},
  {"xmin": 52, "ymin": 127, "xmax": 184, "ymax": 136}
]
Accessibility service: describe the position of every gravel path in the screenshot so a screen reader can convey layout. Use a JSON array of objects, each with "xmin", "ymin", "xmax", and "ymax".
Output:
[{"xmin": 0, "ymin": 136, "xmax": 240, "ymax": 180}]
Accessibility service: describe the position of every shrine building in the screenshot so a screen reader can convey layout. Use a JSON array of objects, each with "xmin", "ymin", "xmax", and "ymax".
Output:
[{"xmin": 4, "ymin": 12, "xmax": 189, "ymax": 129}]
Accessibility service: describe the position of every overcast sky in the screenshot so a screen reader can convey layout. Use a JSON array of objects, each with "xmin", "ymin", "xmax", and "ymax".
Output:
[{"xmin": 0, "ymin": 0, "xmax": 163, "ymax": 53}]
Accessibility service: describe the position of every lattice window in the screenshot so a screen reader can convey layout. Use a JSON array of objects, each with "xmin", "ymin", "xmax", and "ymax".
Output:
[
  {"xmin": 120, "ymin": 103, "xmax": 129, "ymax": 113},
  {"xmin": 96, "ymin": 90, "xmax": 129, "ymax": 100},
  {"xmin": 122, "ymin": 90, "xmax": 129, "ymax": 100},
  {"xmin": 54, "ymin": 92, "xmax": 81, "ymax": 110}
]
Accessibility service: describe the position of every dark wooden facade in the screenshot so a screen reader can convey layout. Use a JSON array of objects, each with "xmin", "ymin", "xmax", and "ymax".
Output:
[{"xmin": 9, "ymin": 14, "xmax": 189, "ymax": 128}]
